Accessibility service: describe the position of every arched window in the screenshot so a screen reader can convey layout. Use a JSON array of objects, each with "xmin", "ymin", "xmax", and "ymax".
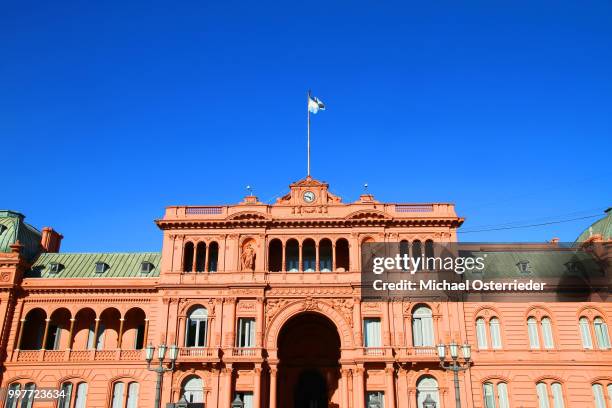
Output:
[
  {"xmin": 286, "ymin": 239, "xmax": 299, "ymax": 272},
  {"xmin": 594, "ymin": 317, "xmax": 611, "ymax": 349},
  {"xmin": 490, "ymin": 318, "xmax": 502, "ymax": 349},
  {"xmin": 111, "ymin": 381, "xmax": 139, "ymax": 408},
  {"xmin": 528, "ymin": 317, "xmax": 540, "ymax": 349},
  {"xmin": 416, "ymin": 376, "xmax": 439, "ymax": 408},
  {"xmin": 186, "ymin": 307, "xmax": 208, "ymax": 347},
  {"xmin": 483, "ymin": 381, "xmax": 509, "ymax": 408},
  {"xmin": 579, "ymin": 317, "xmax": 593, "ymax": 349},
  {"xmin": 319, "ymin": 239, "xmax": 332, "ymax": 272},
  {"xmin": 412, "ymin": 240, "xmax": 422, "ymax": 270},
  {"xmin": 207, "ymin": 242, "xmax": 219, "ymax": 272},
  {"xmin": 183, "ymin": 242, "xmax": 194, "ymax": 272},
  {"xmin": 541, "ymin": 317, "xmax": 554, "ymax": 349},
  {"xmin": 268, "ymin": 239, "xmax": 283, "ymax": 272},
  {"xmin": 195, "ymin": 242, "xmax": 206, "ymax": 272},
  {"xmin": 302, "ymin": 239, "xmax": 316, "ymax": 272},
  {"xmin": 335, "ymin": 238, "xmax": 350, "ymax": 272},
  {"xmin": 424, "ymin": 239, "xmax": 434, "ymax": 259},
  {"xmin": 528, "ymin": 315, "xmax": 554, "ymax": 349},
  {"xmin": 536, "ymin": 381, "xmax": 565, "ymax": 408},
  {"xmin": 6, "ymin": 382, "xmax": 36, "ymax": 408},
  {"xmin": 59, "ymin": 381, "xmax": 88, "ymax": 408},
  {"xmin": 592, "ymin": 382, "xmax": 612, "ymax": 408},
  {"xmin": 399, "ymin": 240, "xmax": 409, "ymax": 270},
  {"xmin": 412, "ymin": 306, "xmax": 434, "ymax": 347},
  {"xmin": 20, "ymin": 308, "xmax": 46, "ymax": 350},
  {"xmin": 476, "ymin": 318, "xmax": 488, "ymax": 349},
  {"xmin": 181, "ymin": 376, "xmax": 204, "ymax": 403}
]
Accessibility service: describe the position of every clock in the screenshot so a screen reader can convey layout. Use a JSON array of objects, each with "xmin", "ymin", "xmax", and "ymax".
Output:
[{"xmin": 303, "ymin": 191, "xmax": 316, "ymax": 203}]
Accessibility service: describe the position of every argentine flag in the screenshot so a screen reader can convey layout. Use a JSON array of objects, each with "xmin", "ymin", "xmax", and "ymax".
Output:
[{"xmin": 308, "ymin": 94, "xmax": 326, "ymax": 114}]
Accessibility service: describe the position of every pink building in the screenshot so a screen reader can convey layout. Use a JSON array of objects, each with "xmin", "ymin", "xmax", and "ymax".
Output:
[{"xmin": 0, "ymin": 178, "xmax": 610, "ymax": 408}]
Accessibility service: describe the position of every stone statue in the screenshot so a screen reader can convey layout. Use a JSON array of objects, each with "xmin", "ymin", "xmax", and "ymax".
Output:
[{"xmin": 241, "ymin": 244, "xmax": 256, "ymax": 271}]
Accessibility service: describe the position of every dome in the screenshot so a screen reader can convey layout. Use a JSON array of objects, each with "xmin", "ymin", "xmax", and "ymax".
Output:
[{"xmin": 575, "ymin": 207, "xmax": 612, "ymax": 243}]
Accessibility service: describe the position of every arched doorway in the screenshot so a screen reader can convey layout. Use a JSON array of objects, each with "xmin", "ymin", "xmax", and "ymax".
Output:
[{"xmin": 277, "ymin": 312, "xmax": 341, "ymax": 408}]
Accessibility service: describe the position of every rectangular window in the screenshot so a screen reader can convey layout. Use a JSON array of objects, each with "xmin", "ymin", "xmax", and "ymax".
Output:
[
  {"xmin": 528, "ymin": 318, "xmax": 540, "ymax": 349},
  {"xmin": 541, "ymin": 318, "xmax": 554, "ymax": 349},
  {"xmin": 75, "ymin": 383, "xmax": 88, "ymax": 408},
  {"xmin": 592, "ymin": 384, "xmax": 606, "ymax": 408},
  {"xmin": 366, "ymin": 391, "xmax": 384, "ymax": 408},
  {"xmin": 536, "ymin": 383, "xmax": 550, "ymax": 408},
  {"xmin": 237, "ymin": 318, "xmax": 255, "ymax": 348},
  {"xmin": 497, "ymin": 383, "xmax": 509, "ymax": 408},
  {"xmin": 58, "ymin": 383, "xmax": 73, "ymax": 408},
  {"xmin": 476, "ymin": 319, "xmax": 488, "ymax": 349},
  {"xmin": 579, "ymin": 318, "xmax": 593, "ymax": 349},
  {"xmin": 483, "ymin": 383, "xmax": 495, "ymax": 408},
  {"xmin": 363, "ymin": 318, "xmax": 381, "ymax": 348},
  {"xmin": 490, "ymin": 318, "xmax": 502, "ymax": 349},
  {"xmin": 594, "ymin": 319, "xmax": 611, "ymax": 349}
]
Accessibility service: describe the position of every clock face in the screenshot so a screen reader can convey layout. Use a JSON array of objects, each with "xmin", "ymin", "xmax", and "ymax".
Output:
[{"xmin": 303, "ymin": 191, "xmax": 316, "ymax": 203}]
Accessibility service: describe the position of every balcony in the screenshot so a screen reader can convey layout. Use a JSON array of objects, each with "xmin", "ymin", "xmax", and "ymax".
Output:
[
  {"xmin": 395, "ymin": 346, "xmax": 439, "ymax": 362},
  {"xmin": 13, "ymin": 348, "xmax": 144, "ymax": 363},
  {"xmin": 177, "ymin": 347, "xmax": 220, "ymax": 363},
  {"xmin": 224, "ymin": 347, "xmax": 264, "ymax": 362},
  {"xmin": 359, "ymin": 347, "xmax": 394, "ymax": 362}
]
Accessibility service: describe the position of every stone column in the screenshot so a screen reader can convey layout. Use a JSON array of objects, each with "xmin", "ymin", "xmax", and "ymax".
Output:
[
  {"xmin": 256, "ymin": 298, "xmax": 264, "ymax": 347},
  {"xmin": 353, "ymin": 366, "xmax": 365, "ymax": 408},
  {"xmin": 41, "ymin": 318, "xmax": 51, "ymax": 350},
  {"xmin": 117, "ymin": 318, "xmax": 125, "ymax": 348},
  {"xmin": 143, "ymin": 318, "xmax": 150, "ymax": 346},
  {"xmin": 253, "ymin": 364, "xmax": 262, "ymax": 408},
  {"xmin": 224, "ymin": 365, "xmax": 234, "ymax": 408},
  {"xmin": 385, "ymin": 365, "xmax": 396, "ymax": 408},
  {"xmin": 205, "ymin": 244, "xmax": 210, "ymax": 272},
  {"xmin": 15, "ymin": 318, "xmax": 26, "ymax": 350},
  {"xmin": 269, "ymin": 366, "xmax": 278, "ymax": 408},
  {"xmin": 341, "ymin": 368, "xmax": 351, "ymax": 408},
  {"xmin": 332, "ymin": 243, "xmax": 337, "ymax": 272},
  {"xmin": 382, "ymin": 301, "xmax": 391, "ymax": 346},
  {"xmin": 177, "ymin": 316, "xmax": 186, "ymax": 347},
  {"xmin": 298, "ymin": 242, "xmax": 303, "ymax": 272},
  {"xmin": 67, "ymin": 318, "xmax": 76, "ymax": 349},
  {"xmin": 281, "ymin": 241, "xmax": 287, "ymax": 272},
  {"xmin": 93, "ymin": 318, "xmax": 101, "ymax": 349},
  {"xmin": 353, "ymin": 298, "xmax": 362, "ymax": 346},
  {"xmin": 224, "ymin": 298, "xmax": 237, "ymax": 347},
  {"xmin": 315, "ymin": 242, "xmax": 320, "ymax": 272}
]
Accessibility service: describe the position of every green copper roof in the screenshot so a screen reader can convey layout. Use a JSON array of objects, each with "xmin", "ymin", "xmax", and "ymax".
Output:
[
  {"xmin": 576, "ymin": 208, "xmax": 612, "ymax": 242},
  {"xmin": 0, "ymin": 210, "xmax": 42, "ymax": 262},
  {"xmin": 464, "ymin": 249, "xmax": 602, "ymax": 279},
  {"xmin": 27, "ymin": 252, "xmax": 161, "ymax": 278}
]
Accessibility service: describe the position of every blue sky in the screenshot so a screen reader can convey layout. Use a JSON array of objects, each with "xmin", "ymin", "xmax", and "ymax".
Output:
[{"xmin": 1, "ymin": 1, "xmax": 611, "ymax": 252}]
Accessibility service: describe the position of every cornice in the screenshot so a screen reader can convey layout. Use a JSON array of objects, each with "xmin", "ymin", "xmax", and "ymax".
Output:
[{"xmin": 156, "ymin": 217, "xmax": 463, "ymax": 230}]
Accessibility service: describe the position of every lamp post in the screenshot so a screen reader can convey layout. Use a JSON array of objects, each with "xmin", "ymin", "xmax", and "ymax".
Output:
[
  {"xmin": 437, "ymin": 341, "xmax": 471, "ymax": 408},
  {"xmin": 145, "ymin": 343, "xmax": 179, "ymax": 408}
]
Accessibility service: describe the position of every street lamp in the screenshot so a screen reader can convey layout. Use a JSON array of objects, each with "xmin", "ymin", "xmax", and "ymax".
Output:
[
  {"xmin": 146, "ymin": 343, "xmax": 179, "ymax": 408},
  {"xmin": 438, "ymin": 341, "xmax": 471, "ymax": 408}
]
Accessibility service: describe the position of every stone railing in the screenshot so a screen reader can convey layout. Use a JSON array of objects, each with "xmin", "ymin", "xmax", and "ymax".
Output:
[{"xmin": 13, "ymin": 349, "xmax": 144, "ymax": 363}]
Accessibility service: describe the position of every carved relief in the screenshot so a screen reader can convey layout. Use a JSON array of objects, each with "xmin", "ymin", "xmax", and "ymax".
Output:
[
  {"xmin": 266, "ymin": 299, "xmax": 289, "ymax": 326},
  {"xmin": 331, "ymin": 298, "xmax": 354, "ymax": 327}
]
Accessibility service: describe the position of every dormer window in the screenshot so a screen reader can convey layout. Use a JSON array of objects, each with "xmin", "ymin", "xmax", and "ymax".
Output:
[
  {"xmin": 0, "ymin": 225, "xmax": 6, "ymax": 235},
  {"xmin": 516, "ymin": 260, "xmax": 531, "ymax": 274},
  {"xmin": 95, "ymin": 262, "xmax": 108, "ymax": 273},
  {"xmin": 140, "ymin": 261, "xmax": 154, "ymax": 274},
  {"xmin": 49, "ymin": 262, "xmax": 62, "ymax": 274}
]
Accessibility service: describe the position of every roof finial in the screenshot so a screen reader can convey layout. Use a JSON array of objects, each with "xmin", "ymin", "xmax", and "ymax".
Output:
[
  {"xmin": 246, "ymin": 185, "xmax": 253, "ymax": 197},
  {"xmin": 363, "ymin": 182, "xmax": 369, "ymax": 193}
]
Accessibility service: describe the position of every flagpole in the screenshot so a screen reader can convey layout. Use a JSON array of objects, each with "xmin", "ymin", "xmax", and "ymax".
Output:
[{"xmin": 307, "ymin": 90, "xmax": 311, "ymax": 177}]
